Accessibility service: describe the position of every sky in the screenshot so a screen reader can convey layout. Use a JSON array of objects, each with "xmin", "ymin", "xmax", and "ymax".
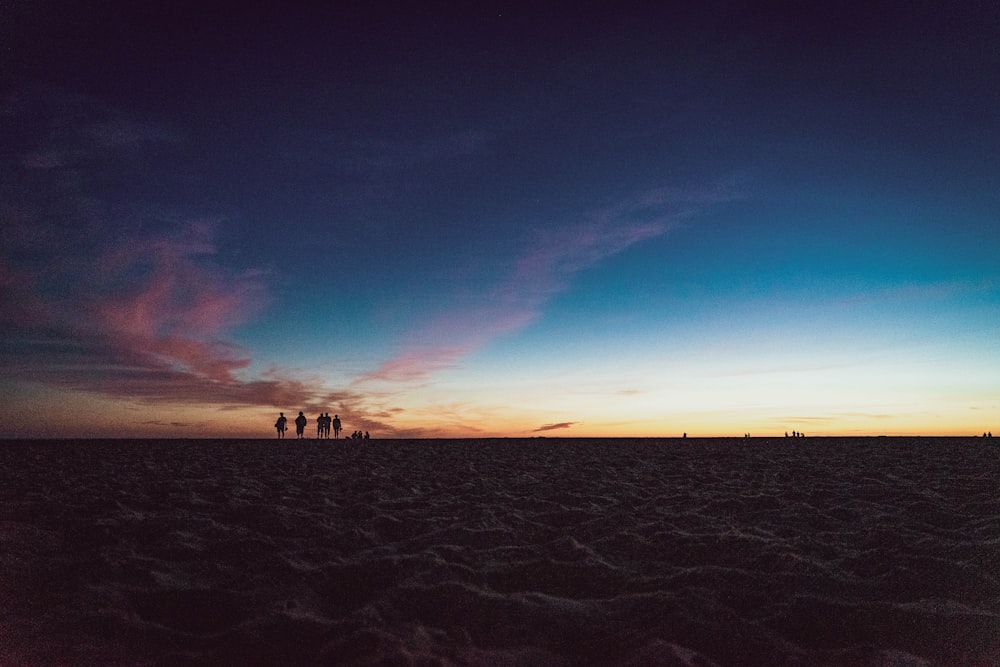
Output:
[{"xmin": 1, "ymin": 2, "xmax": 998, "ymax": 438}]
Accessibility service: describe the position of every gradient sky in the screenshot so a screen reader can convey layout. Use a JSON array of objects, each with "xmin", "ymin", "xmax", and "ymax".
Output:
[{"xmin": 2, "ymin": 2, "xmax": 998, "ymax": 438}]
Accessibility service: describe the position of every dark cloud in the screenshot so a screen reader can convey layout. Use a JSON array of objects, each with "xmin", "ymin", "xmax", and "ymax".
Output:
[{"xmin": 534, "ymin": 422, "xmax": 577, "ymax": 432}]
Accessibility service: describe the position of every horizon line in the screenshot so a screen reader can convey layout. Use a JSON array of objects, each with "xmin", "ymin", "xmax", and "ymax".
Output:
[{"xmin": 0, "ymin": 434, "xmax": 993, "ymax": 442}]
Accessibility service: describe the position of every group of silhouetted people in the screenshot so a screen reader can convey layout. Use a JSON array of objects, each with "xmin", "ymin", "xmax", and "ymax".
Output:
[
  {"xmin": 275, "ymin": 411, "xmax": 360, "ymax": 440},
  {"xmin": 785, "ymin": 431, "xmax": 806, "ymax": 438},
  {"xmin": 314, "ymin": 412, "xmax": 341, "ymax": 438}
]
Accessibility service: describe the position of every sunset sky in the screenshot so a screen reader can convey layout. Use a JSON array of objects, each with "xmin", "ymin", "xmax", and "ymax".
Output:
[{"xmin": 2, "ymin": 3, "xmax": 998, "ymax": 438}]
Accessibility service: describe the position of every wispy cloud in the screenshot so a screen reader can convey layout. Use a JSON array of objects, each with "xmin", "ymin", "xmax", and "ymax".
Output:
[
  {"xmin": 534, "ymin": 422, "xmax": 577, "ymax": 432},
  {"xmin": 0, "ymin": 90, "xmax": 318, "ymax": 412},
  {"xmin": 2, "ymin": 246, "xmax": 387, "ymax": 430},
  {"xmin": 141, "ymin": 420, "xmax": 200, "ymax": 428},
  {"xmin": 362, "ymin": 185, "xmax": 737, "ymax": 384},
  {"xmin": 0, "ymin": 89, "xmax": 422, "ymax": 436},
  {"xmin": 0, "ymin": 220, "xmax": 296, "ymax": 405}
]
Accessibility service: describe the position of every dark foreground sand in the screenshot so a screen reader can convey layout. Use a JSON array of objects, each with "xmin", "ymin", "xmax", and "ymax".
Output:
[{"xmin": 1, "ymin": 438, "xmax": 998, "ymax": 666}]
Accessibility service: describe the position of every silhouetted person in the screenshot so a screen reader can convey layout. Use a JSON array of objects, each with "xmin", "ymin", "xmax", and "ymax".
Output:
[
  {"xmin": 682, "ymin": 432, "xmax": 687, "ymax": 438},
  {"xmin": 332, "ymin": 415, "xmax": 342, "ymax": 438},
  {"xmin": 275, "ymin": 412, "xmax": 287, "ymax": 438},
  {"xmin": 317, "ymin": 414, "xmax": 325, "ymax": 438},
  {"xmin": 295, "ymin": 411, "xmax": 307, "ymax": 439},
  {"xmin": 364, "ymin": 431, "xmax": 370, "ymax": 441}
]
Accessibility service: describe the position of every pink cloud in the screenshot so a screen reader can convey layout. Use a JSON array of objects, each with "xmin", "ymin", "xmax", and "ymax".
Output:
[
  {"xmin": 68, "ymin": 224, "xmax": 269, "ymax": 391},
  {"xmin": 363, "ymin": 346, "xmax": 474, "ymax": 383},
  {"xmin": 1, "ymin": 93, "xmax": 381, "ymax": 425},
  {"xmin": 0, "ymin": 221, "xmax": 305, "ymax": 409},
  {"xmin": 363, "ymin": 185, "xmax": 738, "ymax": 384},
  {"xmin": 95, "ymin": 256, "xmax": 264, "ymax": 341}
]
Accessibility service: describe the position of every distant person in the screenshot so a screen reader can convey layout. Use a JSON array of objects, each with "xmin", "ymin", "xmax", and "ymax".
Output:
[
  {"xmin": 332, "ymin": 414, "xmax": 342, "ymax": 438},
  {"xmin": 317, "ymin": 414, "xmax": 325, "ymax": 438},
  {"xmin": 295, "ymin": 411, "xmax": 307, "ymax": 439},
  {"xmin": 682, "ymin": 432, "xmax": 687, "ymax": 438},
  {"xmin": 275, "ymin": 412, "xmax": 287, "ymax": 438},
  {"xmin": 364, "ymin": 431, "xmax": 370, "ymax": 441}
]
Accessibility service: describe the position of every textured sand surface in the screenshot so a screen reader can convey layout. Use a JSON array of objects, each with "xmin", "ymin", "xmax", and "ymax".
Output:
[{"xmin": 1, "ymin": 438, "xmax": 998, "ymax": 665}]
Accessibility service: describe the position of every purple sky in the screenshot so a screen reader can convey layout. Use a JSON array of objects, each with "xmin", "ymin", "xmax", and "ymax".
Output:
[{"xmin": 2, "ymin": 3, "xmax": 998, "ymax": 437}]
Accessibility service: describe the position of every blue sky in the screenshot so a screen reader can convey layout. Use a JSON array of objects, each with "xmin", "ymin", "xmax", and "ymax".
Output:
[{"xmin": 1, "ymin": 2, "xmax": 997, "ymax": 437}]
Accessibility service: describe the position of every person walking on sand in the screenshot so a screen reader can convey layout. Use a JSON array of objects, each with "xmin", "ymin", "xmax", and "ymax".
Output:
[
  {"xmin": 332, "ymin": 414, "xmax": 342, "ymax": 439},
  {"xmin": 294, "ymin": 411, "xmax": 307, "ymax": 439},
  {"xmin": 275, "ymin": 412, "xmax": 287, "ymax": 438}
]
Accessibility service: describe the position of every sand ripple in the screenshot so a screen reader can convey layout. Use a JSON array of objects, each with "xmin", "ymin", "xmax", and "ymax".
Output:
[{"xmin": 1, "ymin": 438, "xmax": 998, "ymax": 665}]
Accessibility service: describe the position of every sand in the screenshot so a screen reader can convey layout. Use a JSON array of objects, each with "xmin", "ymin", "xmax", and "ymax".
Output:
[{"xmin": 1, "ymin": 437, "xmax": 998, "ymax": 665}]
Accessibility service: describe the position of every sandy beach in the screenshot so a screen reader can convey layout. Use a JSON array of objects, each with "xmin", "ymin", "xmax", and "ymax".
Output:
[{"xmin": 1, "ymin": 437, "xmax": 997, "ymax": 665}]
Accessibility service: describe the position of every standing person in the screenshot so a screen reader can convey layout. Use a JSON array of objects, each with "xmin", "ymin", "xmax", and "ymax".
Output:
[
  {"xmin": 332, "ymin": 414, "xmax": 342, "ymax": 439},
  {"xmin": 323, "ymin": 413, "xmax": 332, "ymax": 438},
  {"xmin": 294, "ymin": 411, "xmax": 307, "ymax": 439},
  {"xmin": 275, "ymin": 412, "xmax": 287, "ymax": 438},
  {"xmin": 316, "ymin": 413, "xmax": 325, "ymax": 439}
]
